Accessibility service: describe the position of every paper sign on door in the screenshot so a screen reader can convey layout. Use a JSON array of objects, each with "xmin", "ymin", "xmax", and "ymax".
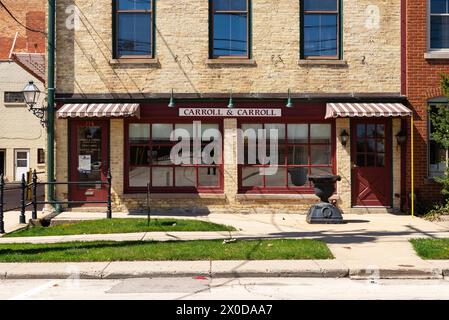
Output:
[{"xmin": 78, "ymin": 155, "xmax": 91, "ymax": 173}]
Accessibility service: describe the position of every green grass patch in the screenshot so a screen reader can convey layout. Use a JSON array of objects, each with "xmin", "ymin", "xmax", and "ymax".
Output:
[
  {"xmin": 5, "ymin": 219, "xmax": 235, "ymax": 238},
  {"xmin": 0, "ymin": 239, "xmax": 333, "ymax": 262},
  {"xmin": 410, "ymin": 238, "xmax": 449, "ymax": 260}
]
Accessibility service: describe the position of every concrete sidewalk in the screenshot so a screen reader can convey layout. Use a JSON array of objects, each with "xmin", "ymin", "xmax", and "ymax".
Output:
[
  {"xmin": 1, "ymin": 210, "xmax": 46, "ymax": 234},
  {"xmin": 0, "ymin": 212, "xmax": 448, "ymax": 279}
]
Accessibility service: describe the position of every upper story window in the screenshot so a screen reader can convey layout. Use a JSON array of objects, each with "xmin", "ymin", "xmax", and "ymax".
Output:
[
  {"xmin": 4, "ymin": 92, "xmax": 25, "ymax": 104},
  {"xmin": 115, "ymin": 0, "xmax": 154, "ymax": 58},
  {"xmin": 429, "ymin": 0, "xmax": 449, "ymax": 50},
  {"xmin": 301, "ymin": 0, "xmax": 340, "ymax": 59},
  {"xmin": 210, "ymin": 0, "xmax": 250, "ymax": 58}
]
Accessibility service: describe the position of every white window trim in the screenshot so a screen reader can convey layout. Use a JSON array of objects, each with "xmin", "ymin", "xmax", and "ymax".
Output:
[
  {"xmin": 428, "ymin": 101, "xmax": 449, "ymax": 179},
  {"xmin": 426, "ymin": 0, "xmax": 449, "ymax": 58}
]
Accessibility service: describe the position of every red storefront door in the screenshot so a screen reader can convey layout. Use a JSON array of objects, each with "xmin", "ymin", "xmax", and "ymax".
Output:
[
  {"xmin": 351, "ymin": 119, "xmax": 391, "ymax": 207},
  {"xmin": 70, "ymin": 121, "xmax": 109, "ymax": 205}
]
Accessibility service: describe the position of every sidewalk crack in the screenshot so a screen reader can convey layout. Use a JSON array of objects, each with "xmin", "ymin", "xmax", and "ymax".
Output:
[{"xmin": 100, "ymin": 261, "xmax": 113, "ymax": 279}]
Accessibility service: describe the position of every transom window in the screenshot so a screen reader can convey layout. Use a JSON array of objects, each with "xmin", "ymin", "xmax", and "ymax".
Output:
[
  {"xmin": 210, "ymin": 0, "xmax": 250, "ymax": 58},
  {"xmin": 239, "ymin": 123, "xmax": 334, "ymax": 192},
  {"xmin": 126, "ymin": 122, "xmax": 223, "ymax": 192},
  {"xmin": 301, "ymin": 0, "xmax": 340, "ymax": 59},
  {"xmin": 115, "ymin": 0, "xmax": 154, "ymax": 58},
  {"xmin": 430, "ymin": 0, "xmax": 449, "ymax": 50}
]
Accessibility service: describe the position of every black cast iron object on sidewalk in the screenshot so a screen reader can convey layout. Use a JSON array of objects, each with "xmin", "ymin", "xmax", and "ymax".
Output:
[{"xmin": 307, "ymin": 175, "xmax": 344, "ymax": 224}]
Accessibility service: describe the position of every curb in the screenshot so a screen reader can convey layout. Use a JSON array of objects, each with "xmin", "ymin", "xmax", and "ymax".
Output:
[
  {"xmin": 349, "ymin": 267, "xmax": 444, "ymax": 280},
  {"xmin": 2, "ymin": 269, "xmax": 446, "ymax": 280},
  {"xmin": 0, "ymin": 262, "xmax": 446, "ymax": 280},
  {"xmin": 0, "ymin": 269, "xmax": 351, "ymax": 280}
]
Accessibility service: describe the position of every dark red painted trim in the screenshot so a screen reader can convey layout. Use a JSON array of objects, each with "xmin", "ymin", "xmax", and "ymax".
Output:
[
  {"xmin": 401, "ymin": 0, "xmax": 407, "ymax": 95},
  {"xmin": 137, "ymin": 101, "xmax": 327, "ymax": 120},
  {"xmin": 69, "ymin": 119, "xmax": 110, "ymax": 205},
  {"xmin": 350, "ymin": 118, "xmax": 392, "ymax": 207}
]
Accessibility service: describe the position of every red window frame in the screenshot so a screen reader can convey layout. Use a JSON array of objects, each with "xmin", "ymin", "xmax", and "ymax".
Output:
[
  {"xmin": 238, "ymin": 120, "xmax": 336, "ymax": 194},
  {"xmin": 124, "ymin": 119, "xmax": 224, "ymax": 194}
]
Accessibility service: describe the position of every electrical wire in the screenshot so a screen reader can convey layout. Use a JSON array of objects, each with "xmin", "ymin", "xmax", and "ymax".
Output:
[{"xmin": 0, "ymin": 0, "xmax": 46, "ymax": 35}]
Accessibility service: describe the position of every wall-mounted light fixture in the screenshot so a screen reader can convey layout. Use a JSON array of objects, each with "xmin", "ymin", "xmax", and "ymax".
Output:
[
  {"xmin": 22, "ymin": 81, "xmax": 46, "ymax": 127},
  {"xmin": 340, "ymin": 129, "xmax": 349, "ymax": 147},
  {"xmin": 227, "ymin": 90, "xmax": 234, "ymax": 109},
  {"xmin": 286, "ymin": 89, "xmax": 294, "ymax": 108},
  {"xmin": 396, "ymin": 129, "xmax": 407, "ymax": 146},
  {"xmin": 168, "ymin": 89, "xmax": 176, "ymax": 108}
]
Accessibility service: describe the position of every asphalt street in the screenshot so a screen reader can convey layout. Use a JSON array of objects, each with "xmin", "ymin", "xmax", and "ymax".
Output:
[
  {"xmin": 1, "ymin": 277, "xmax": 448, "ymax": 300},
  {"xmin": 2, "ymin": 184, "xmax": 44, "ymax": 212}
]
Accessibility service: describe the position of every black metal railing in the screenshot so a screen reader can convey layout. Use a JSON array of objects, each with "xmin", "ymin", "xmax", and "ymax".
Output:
[{"xmin": 0, "ymin": 170, "xmax": 112, "ymax": 234}]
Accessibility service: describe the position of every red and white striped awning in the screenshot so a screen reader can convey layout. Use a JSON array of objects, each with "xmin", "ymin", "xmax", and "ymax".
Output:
[
  {"xmin": 57, "ymin": 103, "xmax": 140, "ymax": 118},
  {"xmin": 325, "ymin": 103, "xmax": 412, "ymax": 119}
]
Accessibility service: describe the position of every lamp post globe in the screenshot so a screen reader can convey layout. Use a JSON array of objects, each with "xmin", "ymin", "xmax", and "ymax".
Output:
[{"xmin": 23, "ymin": 80, "xmax": 41, "ymax": 107}]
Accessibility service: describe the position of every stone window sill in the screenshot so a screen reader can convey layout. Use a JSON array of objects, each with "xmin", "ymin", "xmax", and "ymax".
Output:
[
  {"xmin": 298, "ymin": 59, "xmax": 348, "ymax": 67},
  {"xmin": 123, "ymin": 193, "xmax": 226, "ymax": 200},
  {"xmin": 424, "ymin": 52, "xmax": 449, "ymax": 60},
  {"xmin": 3, "ymin": 102, "xmax": 26, "ymax": 107},
  {"xmin": 206, "ymin": 58, "xmax": 257, "ymax": 66},
  {"xmin": 109, "ymin": 58, "xmax": 160, "ymax": 66}
]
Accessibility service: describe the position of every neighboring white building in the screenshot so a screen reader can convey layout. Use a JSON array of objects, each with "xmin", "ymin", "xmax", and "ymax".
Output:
[{"xmin": 0, "ymin": 53, "xmax": 46, "ymax": 182}]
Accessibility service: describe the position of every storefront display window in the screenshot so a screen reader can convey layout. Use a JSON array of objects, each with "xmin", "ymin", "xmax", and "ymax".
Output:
[
  {"xmin": 126, "ymin": 122, "xmax": 223, "ymax": 192},
  {"xmin": 239, "ymin": 122, "xmax": 334, "ymax": 192}
]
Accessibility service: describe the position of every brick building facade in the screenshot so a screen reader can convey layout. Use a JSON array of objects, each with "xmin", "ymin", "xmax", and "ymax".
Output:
[
  {"xmin": 405, "ymin": 0, "xmax": 449, "ymax": 207},
  {"xmin": 54, "ymin": 0, "xmax": 412, "ymax": 214},
  {"xmin": 0, "ymin": 0, "xmax": 45, "ymax": 60}
]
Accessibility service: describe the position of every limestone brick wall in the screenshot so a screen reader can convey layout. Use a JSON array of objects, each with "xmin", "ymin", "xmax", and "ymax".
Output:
[
  {"xmin": 335, "ymin": 118, "xmax": 351, "ymax": 212},
  {"xmin": 223, "ymin": 118, "xmax": 238, "ymax": 206},
  {"xmin": 109, "ymin": 119, "xmax": 124, "ymax": 210},
  {"xmin": 55, "ymin": 0, "xmax": 401, "ymax": 96},
  {"xmin": 55, "ymin": 118, "xmax": 68, "ymax": 201}
]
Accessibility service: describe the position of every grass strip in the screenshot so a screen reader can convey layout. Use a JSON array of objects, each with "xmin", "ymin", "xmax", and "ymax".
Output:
[
  {"xmin": 0, "ymin": 239, "xmax": 333, "ymax": 262},
  {"xmin": 5, "ymin": 218, "xmax": 236, "ymax": 238},
  {"xmin": 410, "ymin": 238, "xmax": 449, "ymax": 260}
]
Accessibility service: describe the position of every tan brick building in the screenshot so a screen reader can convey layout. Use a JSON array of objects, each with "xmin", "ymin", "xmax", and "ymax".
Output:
[{"xmin": 54, "ymin": 0, "xmax": 412, "ymax": 214}]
